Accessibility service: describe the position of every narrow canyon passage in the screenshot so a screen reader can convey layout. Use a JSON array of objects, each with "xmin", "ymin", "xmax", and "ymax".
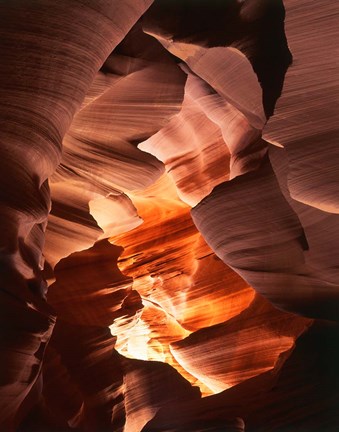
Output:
[{"xmin": 0, "ymin": 1, "xmax": 338, "ymax": 431}]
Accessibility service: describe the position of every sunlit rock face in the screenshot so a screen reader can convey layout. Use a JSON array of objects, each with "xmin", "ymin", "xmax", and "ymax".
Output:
[{"xmin": 1, "ymin": 1, "xmax": 338, "ymax": 431}]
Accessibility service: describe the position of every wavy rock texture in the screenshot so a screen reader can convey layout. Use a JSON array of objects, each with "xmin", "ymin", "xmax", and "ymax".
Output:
[
  {"xmin": 263, "ymin": 0, "xmax": 339, "ymax": 213},
  {"xmin": 0, "ymin": 0, "xmax": 153, "ymax": 428},
  {"xmin": 1, "ymin": 0, "xmax": 338, "ymax": 431},
  {"xmin": 192, "ymin": 155, "xmax": 339, "ymax": 321},
  {"xmin": 143, "ymin": 322, "xmax": 339, "ymax": 432}
]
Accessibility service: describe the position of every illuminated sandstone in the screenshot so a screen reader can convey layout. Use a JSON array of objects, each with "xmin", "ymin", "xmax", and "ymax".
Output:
[{"xmin": 0, "ymin": 1, "xmax": 338, "ymax": 431}]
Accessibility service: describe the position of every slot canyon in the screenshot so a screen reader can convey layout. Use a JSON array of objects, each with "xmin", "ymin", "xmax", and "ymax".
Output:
[{"xmin": 0, "ymin": 1, "xmax": 338, "ymax": 431}]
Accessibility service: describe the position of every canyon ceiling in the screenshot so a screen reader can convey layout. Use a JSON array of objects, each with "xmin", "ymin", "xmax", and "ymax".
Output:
[{"xmin": 0, "ymin": 1, "xmax": 338, "ymax": 431}]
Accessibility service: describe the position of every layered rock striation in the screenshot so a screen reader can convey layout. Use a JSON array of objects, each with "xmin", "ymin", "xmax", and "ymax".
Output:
[{"xmin": 1, "ymin": 1, "xmax": 338, "ymax": 431}]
